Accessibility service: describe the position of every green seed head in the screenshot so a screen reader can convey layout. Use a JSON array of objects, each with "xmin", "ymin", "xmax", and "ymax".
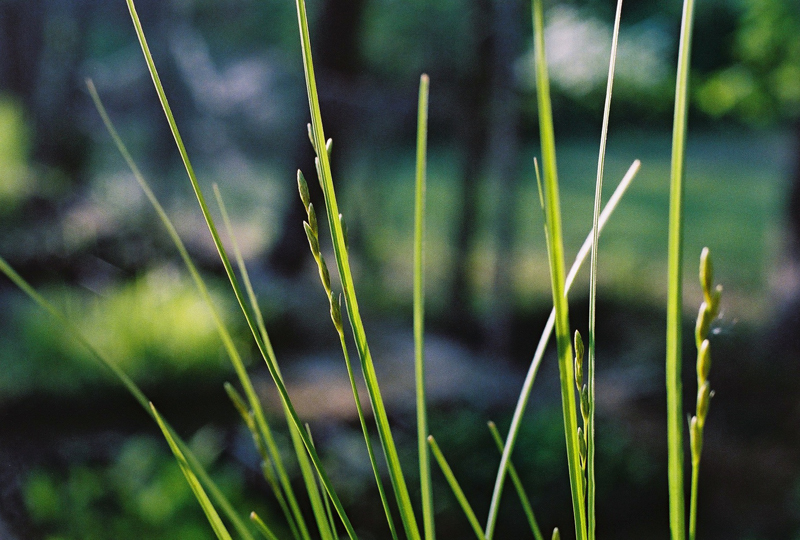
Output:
[
  {"xmin": 578, "ymin": 427, "xmax": 586, "ymax": 468},
  {"xmin": 580, "ymin": 384, "xmax": 589, "ymax": 420},
  {"xmin": 689, "ymin": 415, "xmax": 703, "ymax": 457},
  {"xmin": 697, "ymin": 339, "xmax": 711, "ymax": 383},
  {"xmin": 330, "ymin": 291, "xmax": 342, "ymax": 331},
  {"xmin": 574, "ymin": 330, "xmax": 584, "ymax": 389},
  {"xmin": 314, "ymin": 157, "xmax": 324, "ymax": 190},
  {"xmin": 552, "ymin": 528, "xmax": 561, "ymax": 540},
  {"xmin": 697, "ymin": 381, "xmax": 711, "ymax": 425},
  {"xmin": 700, "ymin": 247, "xmax": 714, "ymax": 297},
  {"xmin": 307, "ymin": 123, "xmax": 315, "ymax": 152},
  {"xmin": 319, "ymin": 257, "xmax": 331, "ymax": 292},
  {"xmin": 297, "ymin": 169, "xmax": 310, "ymax": 209},
  {"xmin": 325, "ymin": 137, "xmax": 333, "ymax": 158},
  {"xmin": 304, "ymin": 221, "xmax": 319, "ymax": 257},
  {"xmin": 696, "ymin": 302, "xmax": 712, "ymax": 347},
  {"xmin": 308, "ymin": 203, "xmax": 318, "ymax": 234}
]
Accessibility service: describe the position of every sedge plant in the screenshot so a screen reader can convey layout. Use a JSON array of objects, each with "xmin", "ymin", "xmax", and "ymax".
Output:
[{"xmin": 0, "ymin": 0, "xmax": 724, "ymax": 538}]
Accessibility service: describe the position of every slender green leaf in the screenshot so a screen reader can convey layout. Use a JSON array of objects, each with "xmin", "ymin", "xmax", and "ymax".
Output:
[
  {"xmin": 150, "ymin": 403, "xmax": 234, "ymax": 540},
  {"xmin": 487, "ymin": 422, "xmax": 544, "ymax": 540},
  {"xmin": 532, "ymin": 1, "xmax": 584, "ymax": 536},
  {"xmin": 123, "ymin": 2, "xmax": 355, "ymax": 535},
  {"xmin": 428, "ymin": 436, "xmax": 486, "ymax": 540},
  {"xmin": 485, "ymin": 160, "xmax": 640, "ymax": 538},
  {"xmin": 666, "ymin": 0, "xmax": 697, "ymax": 538},
  {"xmin": 294, "ymin": 1, "xmax": 420, "ymax": 538},
  {"xmin": 587, "ymin": 1, "xmax": 625, "ymax": 537},
  {"xmin": 251, "ymin": 512, "xmax": 282, "ymax": 540},
  {"xmin": 414, "ymin": 73, "xmax": 435, "ymax": 540}
]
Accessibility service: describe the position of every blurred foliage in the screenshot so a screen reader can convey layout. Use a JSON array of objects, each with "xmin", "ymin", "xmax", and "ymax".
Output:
[
  {"xmin": 0, "ymin": 95, "xmax": 32, "ymax": 213},
  {"xmin": 22, "ymin": 427, "xmax": 274, "ymax": 540},
  {"xmin": 0, "ymin": 268, "xmax": 240, "ymax": 397}
]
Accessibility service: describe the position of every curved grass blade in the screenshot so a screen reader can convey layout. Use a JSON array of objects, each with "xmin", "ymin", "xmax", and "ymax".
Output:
[
  {"xmin": 150, "ymin": 403, "xmax": 234, "ymax": 540},
  {"xmin": 213, "ymin": 185, "xmax": 332, "ymax": 540},
  {"xmin": 251, "ymin": 512, "xmax": 282, "ymax": 540},
  {"xmin": 88, "ymin": 79, "xmax": 310, "ymax": 540},
  {"xmin": 294, "ymin": 1, "xmax": 420, "ymax": 538},
  {"xmin": 0, "ymin": 257, "xmax": 255, "ymax": 540},
  {"xmin": 666, "ymin": 0, "xmax": 697, "ymax": 538},
  {"xmin": 530, "ymin": 0, "xmax": 587, "ymax": 536},
  {"xmin": 485, "ymin": 160, "xmax": 640, "ymax": 538},
  {"xmin": 586, "ymin": 1, "xmax": 625, "ymax": 536},
  {"xmin": 428, "ymin": 436, "xmax": 486, "ymax": 540},
  {"xmin": 123, "ymin": 2, "xmax": 356, "ymax": 536},
  {"xmin": 487, "ymin": 422, "xmax": 543, "ymax": 540},
  {"xmin": 414, "ymin": 73, "xmax": 435, "ymax": 540}
]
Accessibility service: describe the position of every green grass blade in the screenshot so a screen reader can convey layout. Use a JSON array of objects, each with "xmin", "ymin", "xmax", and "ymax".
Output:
[
  {"xmin": 88, "ymin": 78, "xmax": 311, "ymax": 540},
  {"xmin": 150, "ymin": 403, "xmax": 234, "ymax": 540},
  {"xmin": 414, "ymin": 73, "xmax": 435, "ymax": 540},
  {"xmin": 306, "ymin": 425, "xmax": 337, "ymax": 540},
  {"xmin": 485, "ymin": 161, "xmax": 639, "ymax": 538},
  {"xmin": 213, "ymin": 184, "xmax": 332, "ymax": 540},
  {"xmin": 251, "ymin": 512, "xmax": 282, "ymax": 540},
  {"xmin": 666, "ymin": 0, "xmax": 697, "ymax": 538},
  {"xmin": 123, "ymin": 2, "xmax": 356, "ymax": 535},
  {"xmin": 487, "ymin": 422, "xmax": 544, "ymax": 540},
  {"xmin": 428, "ymin": 436, "xmax": 487, "ymax": 540},
  {"xmin": 587, "ymin": 1, "xmax": 624, "ymax": 537},
  {"xmin": 294, "ymin": 1, "xmax": 420, "ymax": 538},
  {"xmin": 532, "ymin": 0, "xmax": 585, "ymax": 537},
  {"xmin": 0, "ymin": 257, "xmax": 255, "ymax": 540}
]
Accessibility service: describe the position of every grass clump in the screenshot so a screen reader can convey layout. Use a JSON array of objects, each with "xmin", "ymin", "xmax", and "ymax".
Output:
[{"xmin": 0, "ymin": 0, "xmax": 729, "ymax": 538}]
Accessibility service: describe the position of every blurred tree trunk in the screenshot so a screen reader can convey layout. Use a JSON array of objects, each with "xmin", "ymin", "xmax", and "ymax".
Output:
[
  {"xmin": 267, "ymin": 0, "xmax": 367, "ymax": 276},
  {"xmin": 449, "ymin": 0, "xmax": 522, "ymax": 356}
]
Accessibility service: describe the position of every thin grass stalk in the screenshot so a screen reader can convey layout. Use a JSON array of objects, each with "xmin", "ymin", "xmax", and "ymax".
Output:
[
  {"xmin": 0, "ymin": 256, "xmax": 255, "ymax": 540},
  {"xmin": 487, "ymin": 422, "xmax": 544, "ymax": 540},
  {"xmin": 307, "ymin": 425, "xmax": 338, "ymax": 540},
  {"xmin": 213, "ymin": 185, "xmax": 333, "ymax": 540},
  {"xmin": 666, "ymin": 0, "xmax": 697, "ymax": 538},
  {"xmin": 484, "ymin": 160, "xmax": 640, "ymax": 538},
  {"xmin": 223, "ymin": 383, "xmax": 302, "ymax": 540},
  {"xmin": 427, "ymin": 436, "xmax": 487, "ymax": 540},
  {"xmin": 586, "ymin": 1, "xmax": 625, "ymax": 536},
  {"xmin": 150, "ymin": 403, "xmax": 234, "ymax": 540},
  {"xmin": 123, "ymin": 2, "xmax": 357, "ymax": 535},
  {"xmin": 251, "ymin": 512, "xmax": 282, "ymax": 540},
  {"xmin": 532, "ymin": 0, "xmax": 586, "ymax": 536},
  {"xmin": 294, "ymin": 1, "xmax": 420, "ymax": 538},
  {"xmin": 89, "ymin": 79, "xmax": 310, "ymax": 540},
  {"xmin": 414, "ymin": 73, "xmax": 435, "ymax": 540},
  {"xmin": 294, "ymin": 171, "xmax": 399, "ymax": 539}
]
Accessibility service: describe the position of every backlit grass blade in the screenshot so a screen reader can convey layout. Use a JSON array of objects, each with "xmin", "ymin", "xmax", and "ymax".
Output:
[
  {"xmin": 532, "ymin": 0, "xmax": 585, "ymax": 536},
  {"xmin": 88, "ymin": 79, "xmax": 310, "ymax": 540},
  {"xmin": 587, "ymin": 1, "xmax": 625, "ymax": 536},
  {"xmin": 251, "ymin": 512, "xmax": 282, "ymax": 540},
  {"xmin": 0, "ymin": 257, "xmax": 255, "ymax": 540},
  {"xmin": 294, "ymin": 1, "xmax": 420, "ymax": 538},
  {"xmin": 485, "ymin": 161, "xmax": 640, "ymax": 538},
  {"xmin": 666, "ymin": 0, "xmax": 697, "ymax": 538},
  {"xmin": 414, "ymin": 73, "xmax": 435, "ymax": 540},
  {"xmin": 213, "ymin": 185, "xmax": 332, "ymax": 540},
  {"xmin": 428, "ymin": 436, "xmax": 487, "ymax": 540},
  {"xmin": 150, "ymin": 402, "xmax": 234, "ymax": 540},
  {"xmin": 123, "ymin": 2, "xmax": 356, "ymax": 536},
  {"xmin": 487, "ymin": 422, "xmax": 544, "ymax": 540}
]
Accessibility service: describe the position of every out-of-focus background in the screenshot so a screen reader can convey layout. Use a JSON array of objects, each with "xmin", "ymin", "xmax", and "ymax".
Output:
[{"xmin": 1, "ymin": 0, "xmax": 799, "ymax": 538}]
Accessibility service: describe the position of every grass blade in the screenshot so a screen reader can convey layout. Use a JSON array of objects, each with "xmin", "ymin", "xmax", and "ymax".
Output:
[
  {"xmin": 251, "ymin": 512, "xmax": 282, "ymax": 540},
  {"xmin": 150, "ymin": 403, "xmax": 234, "ymax": 540},
  {"xmin": 487, "ymin": 422, "xmax": 544, "ymax": 540},
  {"xmin": 88, "ymin": 78, "xmax": 311, "ymax": 540},
  {"xmin": 0, "ymin": 257, "xmax": 255, "ymax": 540},
  {"xmin": 531, "ymin": 0, "xmax": 585, "ymax": 536},
  {"xmin": 666, "ymin": 0, "xmax": 697, "ymax": 538},
  {"xmin": 485, "ymin": 160, "xmax": 640, "ymax": 538},
  {"xmin": 428, "ymin": 436, "xmax": 487, "ymax": 540},
  {"xmin": 414, "ymin": 73, "xmax": 435, "ymax": 540},
  {"xmin": 586, "ymin": 1, "xmax": 625, "ymax": 537},
  {"xmin": 294, "ymin": 1, "xmax": 420, "ymax": 538},
  {"xmin": 123, "ymin": 1, "xmax": 356, "ymax": 535}
]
